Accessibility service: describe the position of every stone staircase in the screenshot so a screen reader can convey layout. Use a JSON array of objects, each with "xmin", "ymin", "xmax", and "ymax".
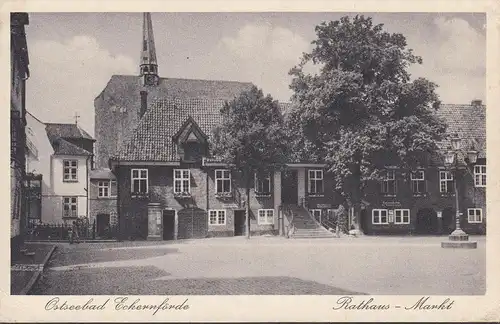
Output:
[{"xmin": 287, "ymin": 205, "xmax": 336, "ymax": 239}]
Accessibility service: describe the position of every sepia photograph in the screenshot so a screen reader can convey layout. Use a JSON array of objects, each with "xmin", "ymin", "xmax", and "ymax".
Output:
[{"xmin": 10, "ymin": 10, "xmax": 487, "ymax": 303}]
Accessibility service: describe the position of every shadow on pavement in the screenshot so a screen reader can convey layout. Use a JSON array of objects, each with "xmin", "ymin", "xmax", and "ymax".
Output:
[{"xmin": 47, "ymin": 247, "xmax": 179, "ymax": 267}]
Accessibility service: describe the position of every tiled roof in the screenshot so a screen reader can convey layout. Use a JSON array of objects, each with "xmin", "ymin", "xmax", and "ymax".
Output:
[
  {"xmin": 45, "ymin": 123, "xmax": 94, "ymax": 141},
  {"xmin": 114, "ymin": 98, "xmax": 225, "ymax": 161},
  {"xmin": 435, "ymin": 103, "xmax": 486, "ymax": 159},
  {"xmin": 52, "ymin": 138, "xmax": 92, "ymax": 156},
  {"xmin": 90, "ymin": 168, "xmax": 116, "ymax": 180}
]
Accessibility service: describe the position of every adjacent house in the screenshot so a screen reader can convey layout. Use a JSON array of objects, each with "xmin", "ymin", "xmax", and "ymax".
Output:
[
  {"xmin": 89, "ymin": 168, "xmax": 118, "ymax": 238},
  {"xmin": 11, "ymin": 12, "xmax": 30, "ymax": 253},
  {"xmin": 25, "ymin": 112, "xmax": 94, "ymax": 225}
]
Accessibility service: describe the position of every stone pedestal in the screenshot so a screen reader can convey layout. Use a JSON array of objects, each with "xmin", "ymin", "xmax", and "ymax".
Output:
[
  {"xmin": 147, "ymin": 203, "xmax": 162, "ymax": 241},
  {"xmin": 441, "ymin": 229, "xmax": 477, "ymax": 249}
]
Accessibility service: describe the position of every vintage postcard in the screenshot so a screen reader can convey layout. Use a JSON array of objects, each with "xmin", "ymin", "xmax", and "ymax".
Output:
[{"xmin": 3, "ymin": 0, "xmax": 500, "ymax": 322}]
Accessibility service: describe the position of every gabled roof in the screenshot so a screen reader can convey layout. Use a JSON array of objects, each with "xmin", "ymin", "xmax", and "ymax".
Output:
[
  {"xmin": 52, "ymin": 137, "xmax": 92, "ymax": 156},
  {"xmin": 435, "ymin": 103, "xmax": 486, "ymax": 159},
  {"xmin": 172, "ymin": 116, "xmax": 209, "ymax": 143},
  {"xmin": 114, "ymin": 98, "xmax": 225, "ymax": 162},
  {"xmin": 45, "ymin": 123, "xmax": 94, "ymax": 142}
]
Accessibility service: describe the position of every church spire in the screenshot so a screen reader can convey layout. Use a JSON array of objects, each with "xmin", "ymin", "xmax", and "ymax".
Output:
[{"xmin": 140, "ymin": 12, "xmax": 159, "ymax": 86}]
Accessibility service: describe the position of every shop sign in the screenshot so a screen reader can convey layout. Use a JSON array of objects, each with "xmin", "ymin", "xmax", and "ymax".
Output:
[
  {"xmin": 388, "ymin": 210, "xmax": 395, "ymax": 223},
  {"xmin": 437, "ymin": 211, "xmax": 442, "ymax": 218},
  {"xmin": 223, "ymin": 203, "xmax": 239, "ymax": 209},
  {"xmin": 382, "ymin": 201, "xmax": 401, "ymax": 207},
  {"xmin": 317, "ymin": 204, "xmax": 332, "ymax": 208}
]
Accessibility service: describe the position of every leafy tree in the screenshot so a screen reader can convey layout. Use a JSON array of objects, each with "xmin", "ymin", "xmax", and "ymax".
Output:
[
  {"xmin": 288, "ymin": 15, "xmax": 446, "ymax": 233},
  {"xmin": 213, "ymin": 86, "xmax": 289, "ymax": 238}
]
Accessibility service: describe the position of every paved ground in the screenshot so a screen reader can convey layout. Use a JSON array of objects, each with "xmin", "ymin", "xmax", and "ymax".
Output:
[
  {"xmin": 11, "ymin": 243, "xmax": 55, "ymax": 295},
  {"xmin": 31, "ymin": 235, "xmax": 485, "ymax": 295}
]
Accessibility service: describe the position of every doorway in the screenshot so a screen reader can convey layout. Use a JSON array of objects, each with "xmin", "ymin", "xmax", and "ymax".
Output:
[
  {"xmin": 415, "ymin": 208, "xmax": 438, "ymax": 234},
  {"xmin": 234, "ymin": 210, "xmax": 246, "ymax": 236},
  {"xmin": 281, "ymin": 170, "xmax": 298, "ymax": 204},
  {"xmin": 96, "ymin": 214, "xmax": 110, "ymax": 237},
  {"xmin": 162, "ymin": 209, "xmax": 175, "ymax": 240}
]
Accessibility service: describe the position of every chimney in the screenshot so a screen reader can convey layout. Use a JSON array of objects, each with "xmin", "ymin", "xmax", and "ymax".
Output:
[
  {"xmin": 139, "ymin": 91, "xmax": 148, "ymax": 118},
  {"xmin": 471, "ymin": 99, "xmax": 482, "ymax": 106}
]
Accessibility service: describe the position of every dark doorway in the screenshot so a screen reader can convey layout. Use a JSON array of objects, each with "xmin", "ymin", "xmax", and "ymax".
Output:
[
  {"xmin": 96, "ymin": 214, "xmax": 110, "ymax": 237},
  {"xmin": 442, "ymin": 207, "xmax": 455, "ymax": 235},
  {"xmin": 360, "ymin": 209, "xmax": 369, "ymax": 234},
  {"xmin": 162, "ymin": 209, "xmax": 175, "ymax": 240},
  {"xmin": 415, "ymin": 208, "xmax": 438, "ymax": 235},
  {"xmin": 281, "ymin": 170, "xmax": 298, "ymax": 204},
  {"xmin": 234, "ymin": 210, "xmax": 246, "ymax": 236}
]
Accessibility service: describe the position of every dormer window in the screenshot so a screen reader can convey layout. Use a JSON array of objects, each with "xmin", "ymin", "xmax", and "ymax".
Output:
[{"xmin": 173, "ymin": 117, "xmax": 209, "ymax": 162}]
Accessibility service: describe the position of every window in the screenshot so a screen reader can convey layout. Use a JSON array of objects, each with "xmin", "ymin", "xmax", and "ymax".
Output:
[
  {"xmin": 411, "ymin": 170, "xmax": 425, "ymax": 193},
  {"xmin": 174, "ymin": 169, "xmax": 190, "ymax": 193},
  {"xmin": 308, "ymin": 170, "xmax": 324, "ymax": 194},
  {"xmin": 63, "ymin": 197, "xmax": 77, "ymax": 218},
  {"xmin": 474, "ymin": 165, "xmax": 486, "ymax": 187},
  {"xmin": 131, "ymin": 169, "xmax": 148, "ymax": 193},
  {"xmin": 439, "ymin": 171, "xmax": 454, "ymax": 193},
  {"xmin": 255, "ymin": 173, "xmax": 271, "ymax": 194},
  {"xmin": 467, "ymin": 208, "xmax": 482, "ymax": 223},
  {"xmin": 98, "ymin": 181, "xmax": 110, "ymax": 197},
  {"xmin": 63, "ymin": 160, "xmax": 78, "ymax": 182},
  {"xmin": 372, "ymin": 209, "xmax": 388, "ymax": 224},
  {"xmin": 381, "ymin": 170, "xmax": 396, "ymax": 195},
  {"xmin": 258, "ymin": 209, "xmax": 274, "ymax": 225},
  {"xmin": 215, "ymin": 169, "xmax": 231, "ymax": 193},
  {"xmin": 394, "ymin": 209, "xmax": 410, "ymax": 224},
  {"xmin": 209, "ymin": 209, "xmax": 226, "ymax": 225}
]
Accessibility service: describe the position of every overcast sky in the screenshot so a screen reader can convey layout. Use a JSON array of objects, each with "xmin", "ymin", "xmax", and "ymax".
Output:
[{"xmin": 25, "ymin": 12, "xmax": 486, "ymax": 136}]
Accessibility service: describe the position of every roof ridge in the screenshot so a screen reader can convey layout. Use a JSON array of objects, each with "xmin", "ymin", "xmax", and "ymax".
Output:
[{"xmin": 26, "ymin": 110, "xmax": 45, "ymax": 124}]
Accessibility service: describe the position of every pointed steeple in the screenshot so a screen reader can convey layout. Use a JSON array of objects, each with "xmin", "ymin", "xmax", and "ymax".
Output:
[{"xmin": 140, "ymin": 12, "xmax": 159, "ymax": 86}]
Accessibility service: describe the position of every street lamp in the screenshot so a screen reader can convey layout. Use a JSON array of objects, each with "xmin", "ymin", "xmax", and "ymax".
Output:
[{"xmin": 441, "ymin": 134, "xmax": 478, "ymax": 249}]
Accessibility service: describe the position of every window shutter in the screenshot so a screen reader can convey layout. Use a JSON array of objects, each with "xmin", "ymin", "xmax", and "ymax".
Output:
[{"xmin": 111, "ymin": 180, "xmax": 117, "ymax": 197}]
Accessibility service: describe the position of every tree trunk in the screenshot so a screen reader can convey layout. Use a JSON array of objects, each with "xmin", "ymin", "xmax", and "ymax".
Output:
[
  {"xmin": 244, "ymin": 169, "xmax": 251, "ymax": 239},
  {"xmin": 348, "ymin": 161, "xmax": 363, "ymax": 234}
]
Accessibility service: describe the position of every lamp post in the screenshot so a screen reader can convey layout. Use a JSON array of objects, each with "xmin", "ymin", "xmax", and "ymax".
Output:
[{"xmin": 441, "ymin": 134, "xmax": 478, "ymax": 249}]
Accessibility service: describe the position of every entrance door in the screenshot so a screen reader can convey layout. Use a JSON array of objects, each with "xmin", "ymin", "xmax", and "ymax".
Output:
[
  {"xmin": 281, "ymin": 170, "xmax": 298, "ymax": 204},
  {"xmin": 415, "ymin": 208, "xmax": 438, "ymax": 235},
  {"xmin": 234, "ymin": 210, "xmax": 246, "ymax": 236},
  {"xmin": 96, "ymin": 214, "xmax": 110, "ymax": 237},
  {"xmin": 163, "ymin": 210, "xmax": 175, "ymax": 240}
]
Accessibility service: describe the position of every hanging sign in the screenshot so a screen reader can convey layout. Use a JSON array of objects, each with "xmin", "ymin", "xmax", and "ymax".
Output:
[{"xmin": 437, "ymin": 211, "xmax": 442, "ymax": 218}]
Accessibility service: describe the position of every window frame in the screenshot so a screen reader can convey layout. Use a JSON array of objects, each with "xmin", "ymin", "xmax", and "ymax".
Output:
[
  {"xmin": 173, "ymin": 169, "xmax": 191, "ymax": 194},
  {"xmin": 394, "ymin": 209, "xmax": 410, "ymax": 224},
  {"xmin": 410, "ymin": 170, "xmax": 426, "ymax": 194},
  {"xmin": 255, "ymin": 172, "xmax": 271, "ymax": 194},
  {"xmin": 467, "ymin": 208, "xmax": 483, "ymax": 223},
  {"xmin": 474, "ymin": 165, "xmax": 486, "ymax": 188},
  {"xmin": 63, "ymin": 159, "xmax": 78, "ymax": 182},
  {"xmin": 308, "ymin": 169, "xmax": 324, "ymax": 194},
  {"xmin": 208, "ymin": 209, "xmax": 226, "ymax": 225},
  {"xmin": 439, "ymin": 170, "xmax": 454, "ymax": 193},
  {"xmin": 381, "ymin": 169, "xmax": 397, "ymax": 195},
  {"xmin": 215, "ymin": 169, "xmax": 231, "ymax": 193},
  {"xmin": 372, "ymin": 209, "xmax": 389, "ymax": 225},
  {"xmin": 258, "ymin": 209, "xmax": 274, "ymax": 225},
  {"xmin": 131, "ymin": 168, "xmax": 148, "ymax": 194},
  {"xmin": 97, "ymin": 180, "xmax": 110, "ymax": 198},
  {"xmin": 62, "ymin": 196, "xmax": 78, "ymax": 218}
]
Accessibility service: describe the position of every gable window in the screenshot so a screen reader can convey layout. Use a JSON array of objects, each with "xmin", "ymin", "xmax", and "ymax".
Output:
[
  {"xmin": 467, "ymin": 208, "xmax": 482, "ymax": 223},
  {"xmin": 439, "ymin": 171, "xmax": 454, "ymax": 193},
  {"xmin": 308, "ymin": 170, "xmax": 324, "ymax": 194},
  {"xmin": 209, "ymin": 209, "xmax": 226, "ymax": 225},
  {"xmin": 381, "ymin": 170, "xmax": 396, "ymax": 195},
  {"xmin": 63, "ymin": 160, "xmax": 78, "ymax": 182},
  {"xmin": 98, "ymin": 181, "xmax": 110, "ymax": 197},
  {"xmin": 63, "ymin": 197, "xmax": 77, "ymax": 218},
  {"xmin": 372, "ymin": 209, "xmax": 388, "ymax": 224},
  {"xmin": 255, "ymin": 173, "xmax": 271, "ymax": 194},
  {"xmin": 411, "ymin": 170, "xmax": 425, "ymax": 194},
  {"xmin": 174, "ymin": 169, "xmax": 190, "ymax": 193},
  {"xmin": 131, "ymin": 169, "xmax": 148, "ymax": 193},
  {"xmin": 474, "ymin": 165, "xmax": 486, "ymax": 187},
  {"xmin": 258, "ymin": 209, "xmax": 274, "ymax": 225},
  {"xmin": 394, "ymin": 209, "xmax": 410, "ymax": 224},
  {"xmin": 215, "ymin": 169, "xmax": 231, "ymax": 193}
]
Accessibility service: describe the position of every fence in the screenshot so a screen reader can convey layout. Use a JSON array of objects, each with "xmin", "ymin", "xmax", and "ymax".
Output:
[{"xmin": 26, "ymin": 219, "xmax": 118, "ymax": 241}]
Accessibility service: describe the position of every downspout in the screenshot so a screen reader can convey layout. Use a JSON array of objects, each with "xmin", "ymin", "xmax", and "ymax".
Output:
[{"xmin": 86, "ymin": 154, "xmax": 91, "ymax": 220}]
